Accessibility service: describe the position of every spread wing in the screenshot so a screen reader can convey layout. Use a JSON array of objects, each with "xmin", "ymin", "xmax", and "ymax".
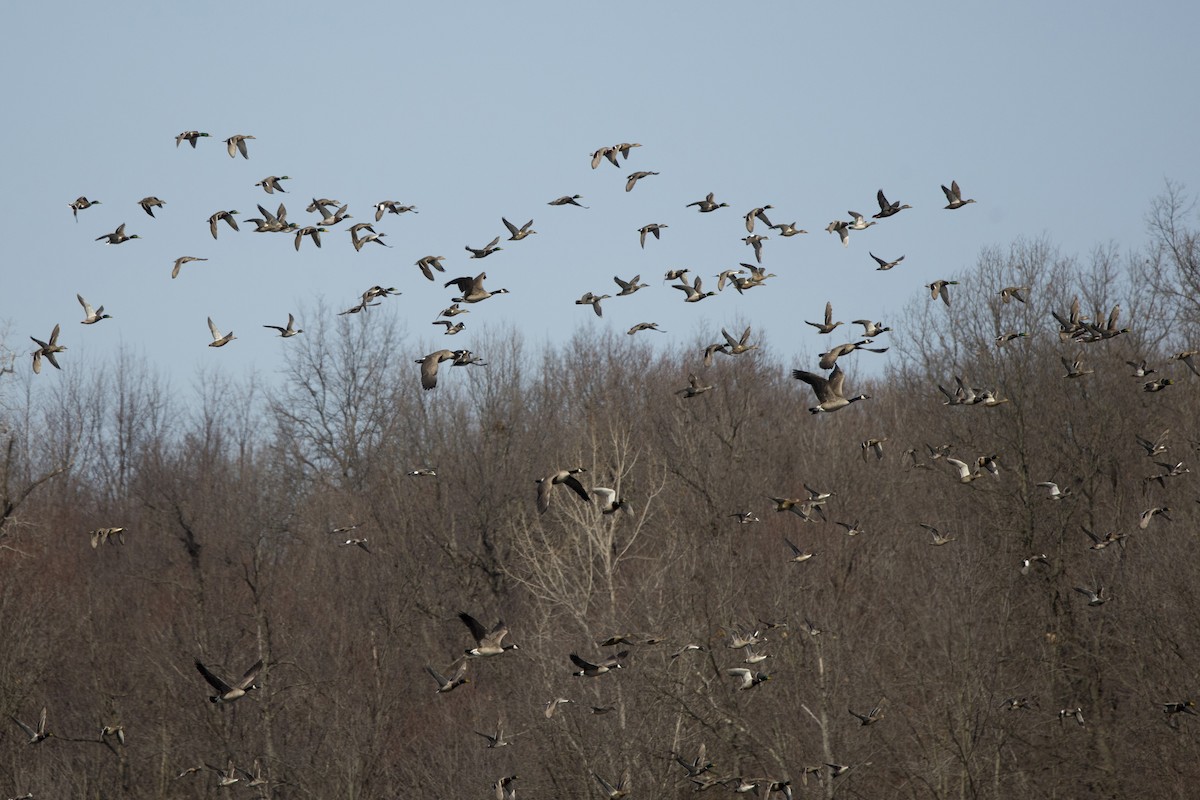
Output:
[{"xmin": 195, "ymin": 660, "xmax": 233, "ymax": 694}]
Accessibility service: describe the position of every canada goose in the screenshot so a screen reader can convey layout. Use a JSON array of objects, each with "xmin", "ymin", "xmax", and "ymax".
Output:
[
  {"xmin": 433, "ymin": 320, "xmax": 465, "ymax": 335},
  {"xmin": 592, "ymin": 487, "xmax": 623, "ymax": 513},
  {"xmin": 69, "ymin": 196, "xmax": 101, "ymax": 221},
  {"xmin": 1127, "ymin": 359, "xmax": 1157, "ymax": 378},
  {"xmin": 861, "ymin": 438, "xmax": 886, "ymax": 461},
  {"xmin": 464, "ymin": 236, "xmax": 502, "ymax": 259},
  {"xmin": 825, "ymin": 219, "xmax": 850, "ymax": 246},
  {"xmin": 1136, "ymin": 430, "xmax": 1170, "ymax": 457},
  {"xmin": 818, "ymin": 340, "xmax": 887, "ymax": 370},
  {"xmin": 138, "ymin": 196, "xmax": 165, "ymax": 218},
  {"xmin": 745, "ymin": 205, "xmax": 774, "ymax": 232},
  {"xmin": 576, "ymin": 292, "xmax": 610, "ymax": 317},
  {"xmin": 459, "ymin": 611, "xmax": 518, "ymax": 657},
  {"xmin": 941, "ymin": 180, "xmax": 976, "ymax": 209},
  {"xmin": 1037, "ymin": 481, "xmax": 1070, "ymax": 500},
  {"xmin": 846, "ymin": 211, "xmax": 876, "ymax": 231},
  {"xmin": 225, "ymin": 134, "xmax": 255, "ymax": 158},
  {"xmin": 1144, "ymin": 377, "xmax": 1174, "ymax": 392},
  {"xmin": 1173, "ymin": 350, "xmax": 1200, "ymax": 376},
  {"xmin": 769, "ymin": 221, "xmax": 806, "ymax": 237},
  {"xmin": 175, "ymin": 130, "xmax": 209, "ymax": 148},
  {"xmin": 721, "ymin": 326, "xmax": 758, "ymax": 355},
  {"xmin": 1139, "ymin": 506, "xmax": 1171, "ymax": 529},
  {"xmin": 792, "ymin": 364, "xmax": 869, "ymax": 413},
  {"xmin": 873, "ymin": 189, "xmax": 912, "ymax": 218},
  {"xmin": 548, "ymin": 194, "xmax": 588, "ymax": 208},
  {"xmin": 416, "ymin": 349, "xmax": 469, "ymax": 390},
  {"xmin": 687, "ymin": 192, "xmax": 728, "ymax": 212},
  {"xmin": 1075, "ymin": 585, "xmax": 1107, "ymax": 606},
  {"xmin": 445, "ymin": 273, "xmax": 510, "ymax": 303},
  {"xmin": 206, "ymin": 317, "xmax": 235, "ymax": 348},
  {"xmin": 784, "ymin": 537, "xmax": 815, "ymax": 562},
  {"xmin": 999, "ymin": 286, "xmax": 1028, "ymax": 304},
  {"xmin": 995, "ymin": 332, "xmax": 1029, "ymax": 346},
  {"xmin": 251, "ymin": 175, "xmax": 289, "ymax": 194},
  {"xmin": 502, "ymin": 217, "xmax": 536, "ymax": 241},
  {"xmin": 852, "ymin": 320, "xmax": 891, "ymax": 337},
  {"xmin": 208, "ymin": 210, "xmax": 240, "ymax": 240},
  {"xmin": 264, "ymin": 313, "xmax": 302, "ymax": 337},
  {"xmin": 339, "ymin": 538, "xmax": 371, "ymax": 552},
  {"xmin": 11, "ymin": 708, "xmax": 51, "ymax": 744},
  {"xmin": 494, "ymin": 775, "xmax": 518, "ymax": 800},
  {"xmin": 537, "ymin": 468, "xmax": 590, "ymax": 513},
  {"xmin": 30, "ymin": 324, "xmax": 65, "ymax": 374},
  {"xmin": 96, "ymin": 223, "xmax": 140, "ymax": 244},
  {"xmin": 626, "ymin": 322, "xmax": 664, "ymax": 335},
  {"xmin": 731, "ymin": 511, "xmax": 760, "ymax": 524},
  {"xmin": 375, "ymin": 200, "xmax": 417, "ymax": 220},
  {"xmin": 625, "ymin": 170, "xmax": 658, "ymax": 191},
  {"xmin": 1061, "ymin": 356, "xmax": 1093, "ymax": 379},
  {"xmin": 920, "ymin": 523, "xmax": 955, "ymax": 546},
  {"xmin": 591, "ymin": 146, "xmax": 619, "ymax": 168},
  {"xmin": 929, "ymin": 280, "xmax": 958, "ymax": 307},
  {"xmin": 805, "ymin": 301, "xmax": 842, "ymax": 334},
  {"xmin": 672, "ymin": 274, "xmax": 716, "ymax": 302},
  {"xmin": 194, "ymin": 658, "xmax": 262, "ymax": 703},
  {"xmin": 294, "ymin": 225, "xmax": 327, "ymax": 251},
  {"xmin": 870, "ymin": 252, "xmax": 904, "ymax": 270},
  {"xmin": 426, "ymin": 660, "xmax": 469, "ymax": 693},
  {"xmin": 571, "ymin": 651, "xmax": 626, "ymax": 677},
  {"xmin": 77, "ymin": 294, "xmax": 111, "ymax": 324},
  {"xmin": 1058, "ymin": 707, "xmax": 1085, "ymax": 726},
  {"xmin": 611, "ymin": 275, "xmax": 648, "ymax": 297},
  {"xmin": 849, "ymin": 702, "xmax": 883, "ymax": 725},
  {"xmin": 727, "ymin": 668, "xmax": 771, "ymax": 690},
  {"xmin": 594, "ymin": 772, "xmax": 630, "ymax": 799}
]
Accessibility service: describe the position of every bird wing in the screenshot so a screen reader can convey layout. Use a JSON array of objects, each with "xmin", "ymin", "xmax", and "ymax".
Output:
[
  {"xmin": 561, "ymin": 474, "xmax": 591, "ymax": 503},
  {"xmin": 195, "ymin": 660, "xmax": 233, "ymax": 694},
  {"xmin": 459, "ymin": 611, "xmax": 488, "ymax": 644},
  {"xmin": 237, "ymin": 659, "xmax": 263, "ymax": 690},
  {"xmin": 570, "ymin": 653, "xmax": 597, "ymax": 670}
]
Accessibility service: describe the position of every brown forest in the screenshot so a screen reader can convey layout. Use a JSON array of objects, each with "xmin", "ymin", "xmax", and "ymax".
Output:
[{"xmin": 3, "ymin": 191, "xmax": 1200, "ymax": 800}]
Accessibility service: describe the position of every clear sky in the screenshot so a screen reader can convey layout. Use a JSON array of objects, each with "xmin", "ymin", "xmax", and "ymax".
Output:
[{"xmin": 4, "ymin": 1, "xmax": 1198, "ymax": 393}]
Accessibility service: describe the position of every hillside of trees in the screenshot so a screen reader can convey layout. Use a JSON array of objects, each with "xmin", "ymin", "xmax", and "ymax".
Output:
[{"xmin": 3, "ymin": 190, "xmax": 1200, "ymax": 799}]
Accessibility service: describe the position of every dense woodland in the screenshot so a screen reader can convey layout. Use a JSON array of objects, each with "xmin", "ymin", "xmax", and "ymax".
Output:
[{"xmin": 3, "ymin": 189, "xmax": 1200, "ymax": 800}]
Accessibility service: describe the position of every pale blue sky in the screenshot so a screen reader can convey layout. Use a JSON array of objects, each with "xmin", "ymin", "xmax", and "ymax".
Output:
[{"xmin": 5, "ymin": 2, "xmax": 1197, "ymax": 392}]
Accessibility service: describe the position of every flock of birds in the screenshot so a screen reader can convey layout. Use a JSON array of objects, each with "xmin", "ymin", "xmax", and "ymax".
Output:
[{"xmin": 13, "ymin": 131, "xmax": 1200, "ymax": 799}]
